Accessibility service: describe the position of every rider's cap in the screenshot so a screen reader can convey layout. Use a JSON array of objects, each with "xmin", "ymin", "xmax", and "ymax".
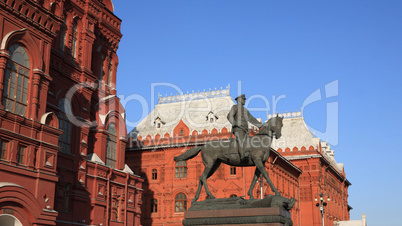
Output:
[{"xmin": 235, "ymin": 94, "xmax": 246, "ymax": 101}]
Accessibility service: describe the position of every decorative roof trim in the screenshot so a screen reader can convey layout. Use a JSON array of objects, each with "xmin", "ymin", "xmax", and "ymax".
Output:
[
  {"xmin": 271, "ymin": 149, "xmax": 302, "ymax": 173},
  {"xmin": 268, "ymin": 110, "xmax": 302, "ymax": 119},
  {"xmin": 158, "ymin": 85, "xmax": 230, "ymax": 104}
]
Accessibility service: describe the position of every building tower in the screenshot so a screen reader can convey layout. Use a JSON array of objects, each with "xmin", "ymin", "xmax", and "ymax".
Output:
[{"xmin": 0, "ymin": 0, "xmax": 143, "ymax": 225}]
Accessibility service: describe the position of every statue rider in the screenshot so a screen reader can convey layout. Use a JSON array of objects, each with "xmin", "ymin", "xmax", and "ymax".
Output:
[{"xmin": 227, "ymin": 94, "xmax": 262, "ymax": 161}]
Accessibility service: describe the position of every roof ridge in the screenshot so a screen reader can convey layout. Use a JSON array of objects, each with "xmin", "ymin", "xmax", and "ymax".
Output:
[{"xmin": 157, "ymin": 85, "xmax": 231, "ymax": 104}]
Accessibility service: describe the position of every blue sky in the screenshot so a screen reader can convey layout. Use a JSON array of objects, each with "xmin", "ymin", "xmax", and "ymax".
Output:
[{"xmin": 113, "ymin": 1, "xmax": 402, "ymax": 225}]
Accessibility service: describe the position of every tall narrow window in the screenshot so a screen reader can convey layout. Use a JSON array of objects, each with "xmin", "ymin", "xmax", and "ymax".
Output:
[
  {"xmin": 3, "ymin": 44, "xmax": 30, "ymax": 116},
  {"xmin": 152, "ymin": 169, "xmax": 158, "ymax": 180},
  {"xmin": 59, "ymin": 17, "xmax": 66, "ymax": 51},
  {"xmin": 17, "ymin": 145, "xmax": 26, "ymax": 164},
  {"xmin": 58, "ymin": 113, "xmax": 72, "ymax": 153},
  {"xmin": 71, "ymin": 19, "xmax": 78, "ymax": 58},
  {"xmin": 175, "ymin": 161, "xmax": 187, "ymax": 178},
  {"xmin": 99, "ymin": 53, "xmax": 105, "ymax": 82},
  {"xmin": 0, "ymin": 139, "xmax": 9, "ymax": 160},
  {"xmin": 175, "ymin": 193, "xmax": 187, "ymax": 212},
  {"xmin": 151, "ymin": 199, "xmax": 158, "ymax": 213},
  {"xmin": 230, "ymin": 166, "xmax": 237, "ymax": 175},
  {"xmin": 106, "ymin": 123, "xmax": 117, "ymax": 168},
  {"xmin": 107, "ymin": 59, "xmax": 112, "ymax": 85},
  {"xmin": 62, "ymin": 184, "xmax": 71, "ymax": 212}
]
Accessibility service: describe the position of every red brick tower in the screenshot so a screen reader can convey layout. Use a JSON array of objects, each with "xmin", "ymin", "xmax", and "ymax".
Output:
[{"xmin": 0, "ymin": 0, "xmax": 143, "ymax": 225}]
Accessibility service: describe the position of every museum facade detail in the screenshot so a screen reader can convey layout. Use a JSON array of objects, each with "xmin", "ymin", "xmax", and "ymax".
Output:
[
  {"xmin": 126, "ymin": 87, "xmax": 351, "ymax": 226},
  {"xmin": 0, "ymin": 0, "xmax": 143, "ymax": 225}
]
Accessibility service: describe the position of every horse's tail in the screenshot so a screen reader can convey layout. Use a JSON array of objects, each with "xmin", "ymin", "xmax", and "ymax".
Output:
[{"xmin": 174, "ymin": 146, "xmax": 202, "ymax": 162}]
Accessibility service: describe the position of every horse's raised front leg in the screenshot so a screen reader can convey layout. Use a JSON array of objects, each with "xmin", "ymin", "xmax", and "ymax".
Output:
[
  {"xmin": 254, "ymin": 159, "xmax": 280, "ymax": 196},
  {"xmin": 247, "ymin": 168, "xmax": 261, "ymax": 199}
]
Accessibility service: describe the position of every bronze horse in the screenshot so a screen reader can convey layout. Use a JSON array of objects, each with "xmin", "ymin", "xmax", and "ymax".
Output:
[{"xmin": 174, "ymin": 116, "xmax": 284, "ymax": 202}]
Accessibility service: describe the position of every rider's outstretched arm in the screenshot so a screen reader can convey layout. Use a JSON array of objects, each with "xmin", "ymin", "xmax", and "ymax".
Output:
[{"xmin": 247, "ymin": 109, "xmax": 263, "ymax": 128}]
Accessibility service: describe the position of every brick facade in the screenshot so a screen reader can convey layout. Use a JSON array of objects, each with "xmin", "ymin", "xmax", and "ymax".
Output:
[
  {"xmin": 126, "ymin": 92, "xmax": 351, "ymax": 226},
  {"xmin": 127, "ymin": 128, "xmax": 301, "ymax": 226},
  {"xmin": 280, "ymin": 146, "xmax": 351, "ymax": 225},
  {"xmin": 0, "ymin": 0, "xmax": 143, "ymax": 225}
]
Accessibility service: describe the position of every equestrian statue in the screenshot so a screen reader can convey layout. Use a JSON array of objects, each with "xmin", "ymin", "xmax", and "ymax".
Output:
[{"xmin": 174, "ymin": 95, "xmax": 295, "ymax": 210}]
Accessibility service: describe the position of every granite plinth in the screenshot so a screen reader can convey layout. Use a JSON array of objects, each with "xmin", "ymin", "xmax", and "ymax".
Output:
[{"xmin": 183, "ymin": 197, "xmax": 293, "ymax": 226}]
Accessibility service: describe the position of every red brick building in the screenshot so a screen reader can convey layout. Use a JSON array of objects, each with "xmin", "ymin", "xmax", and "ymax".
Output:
[
  {"xmin": 126, "ymin": 88, "xmax": 351, "ymax": 226},
  {"xmin": 126, "ymin": 88, "xmax": 301, "ymax": 226},
  {"xmin": 270, "ymin": 112, "xmax": 352, "ymax": 226},
  {"xmin": 0, "ymin": 0, "xmax": 143, "ymax": 225}
]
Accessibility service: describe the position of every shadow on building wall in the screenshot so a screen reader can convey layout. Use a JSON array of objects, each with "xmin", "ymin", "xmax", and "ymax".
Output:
[
  {"xmin": 55, "ymin": 130, "xmax": 92, "ymax": 225},
  {"xmin": 126, "ymin": 128, "xmax": 154, "ymax": 225}
]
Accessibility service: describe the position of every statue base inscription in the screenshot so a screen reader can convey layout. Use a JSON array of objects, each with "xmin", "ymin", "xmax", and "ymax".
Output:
[{"xmin": 183, "ymin": 196, "xmax": 293, "ymax": 226}]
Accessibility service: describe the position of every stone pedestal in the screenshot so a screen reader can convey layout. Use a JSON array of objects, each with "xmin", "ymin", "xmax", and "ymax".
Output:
[{"xmin": 182, "ymin": 197, "xmax": 293, "ymax": 226}]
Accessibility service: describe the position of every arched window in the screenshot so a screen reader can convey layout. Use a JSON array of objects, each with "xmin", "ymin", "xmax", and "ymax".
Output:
[
  {"xmin": 175, "ymin": 193, "xmax": 187, "ymax": 212},
  {"xmin": 71, "ymin": 19, "xmax": 78, "ymax": 58},
  {"xmin": 152, "ymin": 169, "xmax": 157, "ymax": 180},
  {"xmin": 175, "ymin": 161, "xmax": 187, "ymax": 178},
  {"xmin": 106, "ymin": 123, "xmax": 117, "ymax": 168},
  {"xmin": 230, "ymin": 194, "xmax": 237, "ymax": 198},
  {"xmin": 0, "ymin": 214, "xmax": 23, "ymax": 226},
  {"xmin": 3, "ymin": 44, "xmax": 30, "ymax": 116},
  {"xmin": 151, "ymin": 199, "xmax": 158, "ymax": 213}
]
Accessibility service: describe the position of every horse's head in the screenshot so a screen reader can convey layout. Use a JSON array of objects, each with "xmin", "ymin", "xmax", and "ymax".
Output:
[{"xmin": 257, "ymin": 115, "xmax": 284, "ymax": 139}]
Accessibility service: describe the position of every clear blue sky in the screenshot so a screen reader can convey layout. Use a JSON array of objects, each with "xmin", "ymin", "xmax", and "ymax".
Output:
[{"xmin": 113, "ymin": 1, "xmax": 402, "ymax": 225}]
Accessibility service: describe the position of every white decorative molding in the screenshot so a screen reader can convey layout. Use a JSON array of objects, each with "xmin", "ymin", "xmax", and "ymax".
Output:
[
  {"xmin": 123, "ymin": 164, "xmax": 135, "ymax": 175},
  {"xmin": 267, "ymin": 110, "xmax": 302, "ymax": 119},
  {"xmin": 99, "ymin": 114, "xmax": 106, "ymax": 125},
  {"xmin": 87, "ymin": 153, "xmax": 105, "ymax": 165},
  {"xmin": 158, "ymin": 85, "xmax": 230, "ymax": 104}
]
